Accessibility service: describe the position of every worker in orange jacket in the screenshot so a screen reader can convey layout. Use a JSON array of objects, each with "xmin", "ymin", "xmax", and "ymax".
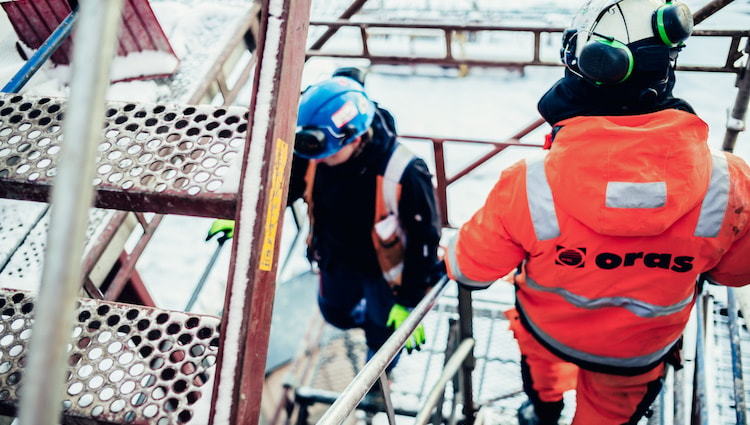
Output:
[{"xmin": 445, "ymin": 0, "xmax": 750, "ymax": 424}]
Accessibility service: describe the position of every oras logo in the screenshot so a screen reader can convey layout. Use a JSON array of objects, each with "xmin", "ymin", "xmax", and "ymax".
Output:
[
  {"xmin": 554, "ymin": 246, "xmax": 694, "ymax": 273},
  {"xmin": 595, "ymin": 252, "xmax": 694, "ymax": 272},
  {"xmin": 555, "ymin": 246, "xmax": 586, "ymax": 268}
]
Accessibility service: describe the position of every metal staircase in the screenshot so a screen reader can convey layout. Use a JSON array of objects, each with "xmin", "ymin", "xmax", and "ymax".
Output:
[
  {"xmin": 0, "ymin": 0, "xmax": 311, "ymax": 424},
  {"xmin": 0, "ymin": 0, "xmax": 747, "ymax": 425}
]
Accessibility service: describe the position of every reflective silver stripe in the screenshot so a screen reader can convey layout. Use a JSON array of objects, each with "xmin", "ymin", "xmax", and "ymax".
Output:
[
  {"xmin": 446, "ymin": 235, "xmax": 494, "ymax": 288},
  {"xmin": 526, "ymin": 153, "xmax": 560, "ymax": 240},
  {"xmin": 383, "ymin": 143, "xmax": 414, "ymax": 215},
  {"xmin": 381, "ymin": 142, "xmax": 414, "ymax": 249},
  {"xmin": 695, "ymin": 151, "xmax": 730, "ymax": 237},
  {"xmin": 518, "ymin": 302, "xmax": 680, "ymax": 368},
  {"xmin": 525, "ymin": 275, "xmax": 694, "ymax": 318},
  {"xmin": 382, "ymin": 263, "xmax": 404, "ymax": 283},
  {"xmin": 605, "ymin": 182, "xmax": 666, "ymax": 208}
]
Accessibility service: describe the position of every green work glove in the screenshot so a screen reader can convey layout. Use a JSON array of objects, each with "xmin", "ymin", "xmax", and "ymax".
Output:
[
  {"xmin": 387, "ymin": 303, "xmax": 425, "ymax": 354},
  {"xmin": 206, "ymin": 219, "xmax": 235, "ymax": 243}
]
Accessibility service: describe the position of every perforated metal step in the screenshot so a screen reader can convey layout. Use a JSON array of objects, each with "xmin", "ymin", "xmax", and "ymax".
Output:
[
  {"xmin": 0, "ymin": 93, "xmax": 248, "ymax": 218},
  {"xmin": 0, "ymin": 287, "xmax": 221, "ymax": 424}
]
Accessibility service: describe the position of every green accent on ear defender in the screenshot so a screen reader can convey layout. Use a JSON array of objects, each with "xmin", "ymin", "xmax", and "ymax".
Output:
[
  {"xmin": 579, "ymin": 36, "xmax": 635, "ymax": 85},
  {"xmin": 602, "ymin": 38, "xmax": 634, "ymax": 83},
  {"xmin": 655, "ymin": 7, "xmax": 672, "ymax": 45}
]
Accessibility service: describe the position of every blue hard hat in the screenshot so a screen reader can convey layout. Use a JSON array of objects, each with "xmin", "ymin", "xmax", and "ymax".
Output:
[{"xmin": 294, "ymin": 76, "xmax": 376, "ymax": 160}]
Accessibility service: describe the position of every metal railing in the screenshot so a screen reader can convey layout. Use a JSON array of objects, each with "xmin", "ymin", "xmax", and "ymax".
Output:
[
  {"xmin": 314, "ymin": 276, "xmax": 473, "ymax": 425},
  {"xmin": 282, "ymin": 2, "xmax": 750, "ymax": 424},
  {"xmin": 306, "ymin": 19, "xmax": 749, "ymax": 75}
]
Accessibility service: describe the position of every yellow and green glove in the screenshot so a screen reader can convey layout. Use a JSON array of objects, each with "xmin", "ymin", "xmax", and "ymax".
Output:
[
  {"xmin": 206, "ymin": 219, "xmax": 235, "ymax": 243},
  {"xmin": 387, "ymin": 303, "xmax": 425, "ymax": 354}
]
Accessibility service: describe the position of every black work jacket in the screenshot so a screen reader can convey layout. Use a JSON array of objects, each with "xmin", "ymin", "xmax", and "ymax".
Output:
[{"xmin": 288, "ymin": 106, "xmax": 443, "ymax": 306}]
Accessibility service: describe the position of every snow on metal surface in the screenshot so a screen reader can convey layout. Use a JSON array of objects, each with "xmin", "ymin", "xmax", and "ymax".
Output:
[
  {"xmin": 0, "ymin": 287, "xmax": 220, "ymax": 424},
  {"xmin": 149, "ymin": 0, "xmax": 258, "ymax": 104},
  {"xmin": 212, "ymin": 0, "xmax": 285, "ymax": 419},
  {"xmin": 0, "ymin": 93, "xmax": 247, "ymax": 217},
  {"xmin": 0, "ymin": 199, "xmax": 116, "ymax": 292}
]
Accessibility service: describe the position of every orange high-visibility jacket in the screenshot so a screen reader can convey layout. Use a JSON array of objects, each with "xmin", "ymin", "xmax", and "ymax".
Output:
[{"xmin": 446, "ymin": 109, "xmax": 750, "ymax": 374}]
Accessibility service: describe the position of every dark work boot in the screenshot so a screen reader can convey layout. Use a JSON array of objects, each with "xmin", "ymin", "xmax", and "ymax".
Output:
[
  {"xmin": 517, "ymin": 400, "xmax": 539, "ymax": 425},
  {"xmin": 517, "ymin": 399, "xmax": 563, "ymax": 425}
]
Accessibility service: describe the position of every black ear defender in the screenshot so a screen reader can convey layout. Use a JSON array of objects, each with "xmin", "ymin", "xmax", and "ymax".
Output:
[
  {"xmin": 652, "ymin": 1, "xmax": 694, "ymax": 46},
  {"xmin": 562, "ymin": 1, "xmax": 693, "ymax": 86},
  {"xmin": 578, "ymin": 36, "xmax": 634, "ymax": 84}
]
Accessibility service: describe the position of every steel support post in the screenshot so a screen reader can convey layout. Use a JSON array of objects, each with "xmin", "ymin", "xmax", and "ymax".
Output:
[
  {"xmin": 458, "ymin": 286, "xmax": 476, "ymax": 424},
  {"xmin": 208, "ymin": 0, "xmax": 312, "ymax": 423},
  {"xmin": 721, "ymin": 36, "xmax": 750, "ymax": 153},
  {"xmin": 16, "ymin": 1, "xmax": 124, "ymax": 424}
]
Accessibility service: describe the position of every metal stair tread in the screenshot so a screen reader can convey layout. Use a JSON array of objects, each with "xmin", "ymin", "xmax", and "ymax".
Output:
[
  {"xmin": 0, "ymin": 92, "xmax": 247, "ymax": 218},
  {"xmin": 0, "ymin": 287, "xmax": 221, "ymax": 424}
]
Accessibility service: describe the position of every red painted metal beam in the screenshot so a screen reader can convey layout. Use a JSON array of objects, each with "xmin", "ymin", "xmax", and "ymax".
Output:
[{"xmin": 209, "ymin": 0, "xmax": 312, "ymax": 423}]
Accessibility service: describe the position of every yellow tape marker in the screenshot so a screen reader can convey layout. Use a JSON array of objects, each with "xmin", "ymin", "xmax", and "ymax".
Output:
[{"xmin": 260, "ymin": 138, "xmax": 289, "ymax": 271}]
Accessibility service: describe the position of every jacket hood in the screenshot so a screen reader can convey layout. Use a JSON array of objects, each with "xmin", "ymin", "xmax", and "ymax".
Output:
[
  {"xmin": 545, "ymin": 109, "xmax": 710, "ymax": 236},
  {"xmin": 537, "ymin": 69, "xmax": 695, "ymax": 125}
]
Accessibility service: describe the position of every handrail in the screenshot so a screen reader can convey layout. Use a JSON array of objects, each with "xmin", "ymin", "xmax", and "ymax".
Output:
[
  {"xmin": 1, "ymin": 7, "xmax": 78, "ymax": 93},
  {"xmin": 414, "ymin": 337, "xmax": 476, "ymax": 425},
  {"xmin": 727, "ymin": 288, "xmax": 747, "ymax": 424},
  {"xmin": 315, "ymin": 275, "xmax": 451, "ymax": 425},
  {"xmin": 306, "ymin": 18, "xmax": 749, "ymax": 74},
  {"xmin": 16, "ymin": 1, "xmax": 124, "ymax": 424}
]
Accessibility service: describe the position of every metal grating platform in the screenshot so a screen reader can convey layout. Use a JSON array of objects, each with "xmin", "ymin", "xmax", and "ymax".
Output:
[
  {"xmin": 148, "ymin": 0, "xmax": 260, "ymax": 105},
  {"xmin": 0, "ymin": 199, "xmax": 119, "ymax": 290},
  {"xmin": 0, "ymin": 93, "xmax": 248, "ymax": 219},
  {"xmin": 293, "ymin": 283, "xmax": 543, "ymax": 423},
  {"xmin": 0, "ymin": 287, "xmax": 221, "ymax": 424}
]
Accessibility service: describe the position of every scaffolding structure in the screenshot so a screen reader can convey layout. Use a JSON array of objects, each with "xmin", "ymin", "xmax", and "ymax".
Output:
[{"xmin": 0, "ymin": 0, "xmax": 747, "ymax": 425}]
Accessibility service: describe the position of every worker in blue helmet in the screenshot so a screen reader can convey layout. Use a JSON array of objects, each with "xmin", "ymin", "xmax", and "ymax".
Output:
[
  {"xmin": 293, "ymin": 75, "xmax": 376, "ymax": 161},
  {"xmin": 208, "ymin": 69, "xmax": 445, "ymax": 375},
  {"xmin": 289, "ymin": 70, "xmax": 444, "ymax": 369}
]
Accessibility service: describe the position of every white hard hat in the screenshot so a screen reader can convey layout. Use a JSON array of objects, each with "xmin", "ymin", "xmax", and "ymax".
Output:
[
  {"xmin": 571, "ymin": 0, "xmax": 693, "ymax": 55},
  {"xmin": 562, "ymin": 0, "xmax": 693, "ymax": 85}
]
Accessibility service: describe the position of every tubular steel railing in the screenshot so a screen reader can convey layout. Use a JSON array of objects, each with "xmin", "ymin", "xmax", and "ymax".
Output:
[
  {"xmin": 289, "ymin": 4, "xmax": 750, "ymax": 423},
  {"xmin": 306, "ymin": 19, "xmax": 749, "ymax": 75},
  {"xmin": 315, "ymin": 276, "xmax": 456, "ymax": 425},
  {"xmin": 414, "ymin": 338, "xmax": 476, "ymax": 425},
  {"xmin": 16, "ymin": 2, "xmax": 124, "ymax": 424}
]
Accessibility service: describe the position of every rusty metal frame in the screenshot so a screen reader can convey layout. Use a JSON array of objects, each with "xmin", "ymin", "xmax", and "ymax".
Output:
[
  {"xmin": 103, "ymin": 213, "xmax": 164, "ymax": 302},
  {"xmin": 207, "ymin": 0, "xmax": 312, "ymax": 424},
  {"xmin": 100, "ymin": 3, "xmax": 263, "ymax": 305},
  {"xmin": 306, "ymin": 20, "xmax": 749, "ymax": 74},
  {"xmin": 84, "ymin": 2, "xmax": 261, "ymax": 305},
  {"xmin": 404, "ymin": 118, "xmax": 546, "ymax": 228},
  {"xmin": 77, "ymin": 2, "xmax": 263, "ymax": 307}
]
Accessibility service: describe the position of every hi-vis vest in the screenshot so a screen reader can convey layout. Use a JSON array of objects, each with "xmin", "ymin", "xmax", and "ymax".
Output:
[
  {"xmin": 372, "ymin": 143, "xmax": 415, "ymax": 289},
  {"xmin": 304, "ymin": 143, "xmax": 415, "ymax": 288}
]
